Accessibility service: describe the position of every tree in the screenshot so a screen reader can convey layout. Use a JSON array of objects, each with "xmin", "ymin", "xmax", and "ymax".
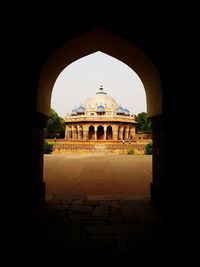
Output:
[
  {"xmin": 145, "ymin": 142, "xmax": 153, "ymax": 155},
  {"xmin": 45, "ymin": 109, "xmax": 65, "ymax": 138},
  {"xmin": 136, "ymin": 112, "xmax": 152, "ymax": 133}
]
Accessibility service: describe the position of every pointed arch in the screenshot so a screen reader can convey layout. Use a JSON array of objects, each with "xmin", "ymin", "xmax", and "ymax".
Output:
[
  {"xmin": 37, "ymin": 28, "xmax": 162, "ymax": 118},
  {"xmin": 88, "ymin": 125, "xmax": 95, "ymax": 140},
  {"xmin": 106, "ymin": 125, "xmax": 113, "ymax": 140},
  {"xmin": 97, "ymin": 125, "xmax": 104, "ymax": 140}
]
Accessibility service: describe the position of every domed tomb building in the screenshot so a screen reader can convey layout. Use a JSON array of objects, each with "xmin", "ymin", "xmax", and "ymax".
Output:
[{"xmin": 64, "ymin": 86, "xmax": 137, "ymax": 142}]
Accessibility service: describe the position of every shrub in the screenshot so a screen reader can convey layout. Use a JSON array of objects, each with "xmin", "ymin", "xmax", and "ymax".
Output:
[
  {"xmin": 145, "ymin": 142, "xmax": 153, "ymax": 155},
  {"xmin": 44, "ymin": 141, "xmax": 53, "ymax": 154},
  {"xmin": 127, "ymin": 148, "xmax": 135, "ymax": 155}
]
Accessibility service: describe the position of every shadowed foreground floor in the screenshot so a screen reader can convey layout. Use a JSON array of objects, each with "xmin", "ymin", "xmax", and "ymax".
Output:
[
  {"xmin": 31, "ymin": 155, "xmax": 177, "ymax": 266},
  {"xmin": 33, "ymin": 196, "xmax": 176, "ymax": 267}
]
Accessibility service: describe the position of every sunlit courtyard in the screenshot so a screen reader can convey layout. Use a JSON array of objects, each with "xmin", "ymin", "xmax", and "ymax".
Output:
[{"xmin": 44, "ymin": 154, "xmax": 152, "ymax": 199}]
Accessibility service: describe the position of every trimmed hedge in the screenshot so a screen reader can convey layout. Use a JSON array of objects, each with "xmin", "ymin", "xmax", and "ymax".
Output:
[
  {"xmin": 127, "ymin": 148, "xmax": 135, "ymax": 155},
  {"xmin": 44, "ymin": 141, "xmax": 53, "ymax": 154},
  {"xmin": 145, "ymin": 142, "xmax": 153, "ymax": 155}
]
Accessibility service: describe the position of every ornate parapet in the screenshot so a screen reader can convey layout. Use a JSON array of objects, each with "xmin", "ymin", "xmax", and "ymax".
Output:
[{"xmin": 65, "ymin": 115, "xmax": 136, "ymax": 124}]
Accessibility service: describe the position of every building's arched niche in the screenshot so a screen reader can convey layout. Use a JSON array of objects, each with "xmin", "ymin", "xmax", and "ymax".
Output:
[
  {"xmin": 37, "ymin": 28, "xmax": 162, "ymax": 118},
  {"xmin": 97, "ymin": 125, "xmax": 104, "ymax": 140},
  {"xmin": 88, "ymin": 125, "xmax": 95, "ymax": 140},
  {"xmin": 106, "ymin": 125, "xmax": 113, "ymax": 140}
]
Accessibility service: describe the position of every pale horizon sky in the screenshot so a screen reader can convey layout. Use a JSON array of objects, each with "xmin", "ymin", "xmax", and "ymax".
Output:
[{"xmin": 51, "ymin": 51, "xmax": 147, "ymax": 118}]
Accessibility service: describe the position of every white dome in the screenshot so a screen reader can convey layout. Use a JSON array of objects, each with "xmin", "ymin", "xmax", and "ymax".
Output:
[{"xmin": 84, "ymin": 86, "xmax": 118, "ymax": 109}]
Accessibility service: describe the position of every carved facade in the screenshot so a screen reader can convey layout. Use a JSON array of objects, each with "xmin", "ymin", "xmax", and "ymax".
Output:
[{"xmin": 64, "ymin": 86, "xmax": 137, "ymax": 141}]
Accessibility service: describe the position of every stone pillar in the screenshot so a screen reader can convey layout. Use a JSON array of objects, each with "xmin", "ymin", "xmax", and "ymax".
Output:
[
  {"xmin": 130, "ymin": 126, "xmax": 135, "ymax": 137},
  {"xmin": 79, "ymin": 127, "xmax": 83, "ymax": 140},
  {"xmin": 112, "ymin": 124, "xmax": 119, "ymax": 141},
  {"xmin": 65, "ymin": 125, "xmax": 68, "ymax": 140},
  {"xmin": 119, "ymin": 126, "xmax": 124, "ymax": 140},
  {"xmin": 65, "ymin": 125, "xmax": 71, "ymax": 140},
  {"xmin": 124, "ymin": 127, "xmax": 129, "ymax": 140},
  {"xmin": 71, "ymin": 125, "xmax": 74, "ymax": 140},
  {"xmin": 94, "ymin": 125, "xmax": 98, "ymax": 140},
  {"xmin": 82, "ymin": 125, "xmax": 88, "ymax": 140},
  {"xmin": 150, "ymin": 114, "xmax": 166, "ymax": 205},
  {"xmin": 74, "ymin": 127, "xmax": 78, "ymax": 140},
  {"xmin": 104, "ymin": 125, "xmax": 107, "ymax": 140},
  {"xmin": 69, "ymin": 129, "xmax": 72, "ymax": 140},
  {"xmin": 77, "ymin": 125, "xmax": 80, "ymax": 140},
  {"xmin": 29, "ymin": 111, "xmax": 48, "ymax": 210}
]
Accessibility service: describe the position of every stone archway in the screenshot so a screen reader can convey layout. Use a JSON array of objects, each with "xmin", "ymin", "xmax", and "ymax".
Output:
[
  {"xmin": 106, "ymin": 125, "xmax": 113, "ymax": 140},
  {"xmin": 97, "ymin": 125, "xmax": 104, "ymax": 140},
  {"xmin": 37, "ymin": 28, "xmax": 162, "ymax": 118},
  {"xmin": 88, "ymin": 125, "xmax": 95, "ymax": 140},
  {"xmin": 123, "ymin": 127, "xmax": 126, "ymax": 140},
  {"xmin": 79, "ymin": 126, "xmax": 83, "ymax": 140},
  {"xmin": 36, "ymin": 28, "xmax": 164, "ymax": 203}
]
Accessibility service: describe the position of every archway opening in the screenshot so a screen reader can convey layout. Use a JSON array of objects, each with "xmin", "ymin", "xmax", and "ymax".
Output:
[
  {"xmin": 88, "ymin": 125, "xmax": 95, "ymax": 140},
  {"xmin": 123, "ymin": 127, "xmax": 126, "ymax": 140},
  {"xmin": 74, "ymin": 126, "xmax": 78, "ymax": 140},
  {"xmin": 31, "ymin": 27, "xmax": 165, "ymax": 266},
  {"xmin": 38, "ymin": 29, "xmax": 162, "ymax": 118},
  {"xmin": 44, "ymin": 52, "xmax": 152, "ymax": 200},
  {"xmin": 106, "ymin": 125, "xmax": 113, "ymax": 140},
  {"xmin": 97, "ymin": 125, "xmax": 104, "ymax": 140},
  {"xmin": 39, "ymin": 28, "xmax": 163, "ymax": 204}
]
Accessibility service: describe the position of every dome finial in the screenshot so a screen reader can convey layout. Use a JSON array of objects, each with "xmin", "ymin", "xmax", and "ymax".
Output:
[{"xmin": 96, "ymin": 85, "xmax": 107, "ymax": 95}]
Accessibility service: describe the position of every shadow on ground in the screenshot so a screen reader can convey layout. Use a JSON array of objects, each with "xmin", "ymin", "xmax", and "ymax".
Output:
[{"xmin": 32, "ymin": 195, "xmax": 176, "ymax": 267}]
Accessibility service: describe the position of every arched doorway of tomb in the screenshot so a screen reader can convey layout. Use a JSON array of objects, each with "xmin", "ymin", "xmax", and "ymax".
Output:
[
  {"xmin": 88, "ymin": 125, "xmax": 95, "ymax": 140},
  {"xmin": 106, "ymin": 125, "xmax": 113, "ymax": 140},
  {"xmin": 97, "ymin": 125, "xmax": 104, "ymax": 140}
]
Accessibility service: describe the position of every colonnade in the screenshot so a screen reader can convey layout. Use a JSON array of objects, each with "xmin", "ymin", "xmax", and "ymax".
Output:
[{"xmin": 65, "ymin": 124, "xmax": 135, "ymax": 141}]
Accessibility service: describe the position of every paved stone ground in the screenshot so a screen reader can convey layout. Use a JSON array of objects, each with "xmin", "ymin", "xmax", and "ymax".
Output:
[
  {"xmin": 32, "ymin": 155, "xmax": 178, "ymax": 266},
  {"xmin": 33, "ymin": 195, "xmax": 175, "ymax": 267}
]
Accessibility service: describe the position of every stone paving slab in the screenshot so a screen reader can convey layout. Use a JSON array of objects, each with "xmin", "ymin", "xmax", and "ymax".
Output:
[
  {"xmin": 33, "ymin": 196, "xmax": 171, "ymax": 267},
  {"xmin": 110, "ymin": 215, "xmax": 123, "ymax": 224},
  {"xmin": 113, "ymin": 225, "xmax": 145, "ymax": 235},
  {"xmin": 68, "ymin": 204, "xmax": 94, "ymax": 213},
  {"xmin": 84, "ymin": 225, "xmax": 113, "ymax": 235},
  {"xmin": 81, "ymin": 235, "xmax": 115, "ymax": 252},
  {"xmin": 87, "ymin": 195, "xmax": 114, "ymax": 200}
]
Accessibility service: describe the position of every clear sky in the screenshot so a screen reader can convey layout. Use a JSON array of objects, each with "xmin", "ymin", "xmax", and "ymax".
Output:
[{"xmin": 51, "ymin": 51, "xmax": 146, "ymax": 118}]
